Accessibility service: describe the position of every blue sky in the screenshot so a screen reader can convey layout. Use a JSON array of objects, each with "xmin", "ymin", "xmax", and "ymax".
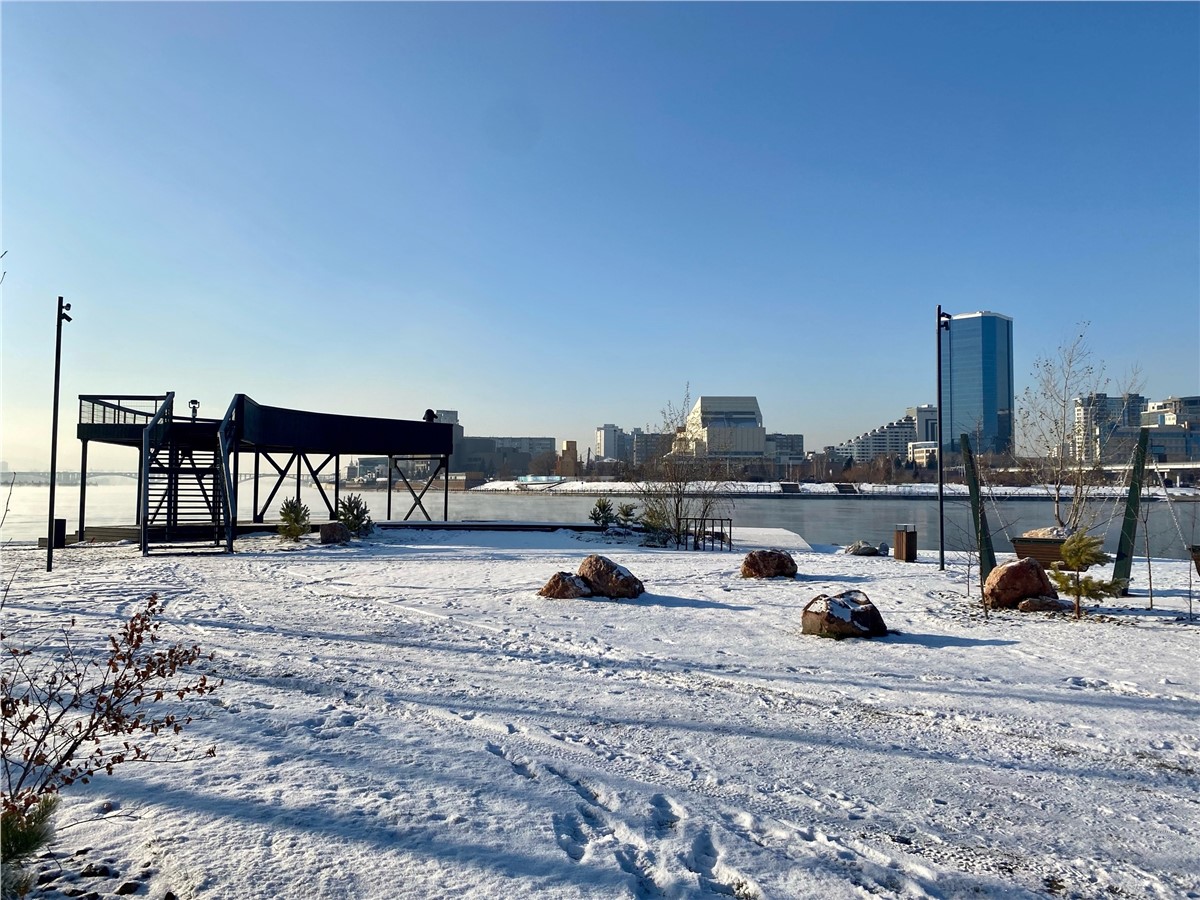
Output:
[{"xmin": 3, "ymin": 2, "xmax": 1197, "ymax": 469}]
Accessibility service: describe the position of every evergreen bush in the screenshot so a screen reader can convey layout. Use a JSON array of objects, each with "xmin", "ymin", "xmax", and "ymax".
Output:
[
  {"xmin": 616, "ymin": 502, "xmax": 639, "ymax": 528},
  {"xmin": 337, "ymin": 494, "xmax": 374, "ymax": 537},
  {"xmin": 278, "ymin": 497, "xmax": 310, "ymax": 541},
  {"xmin": 1049, "ymin": 531, "xmax": 1126, "ymax": 619},
  {"xmin": 1, "ymin": 796, "xmax": 58, "ymax": 900},
  {"xmin": 639, "ymin": 505, "xmax": 671, "ymax": 546},
  {"xmin": 589, "ymin": 498, "xmax": 616, "ymax": 528}
]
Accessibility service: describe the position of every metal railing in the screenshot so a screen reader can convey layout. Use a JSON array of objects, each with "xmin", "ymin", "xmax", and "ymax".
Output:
[
  {"xmin": 681, "ymin": 517, "xmax": 733, "ymax": 551},
  {"xmin": 79, "ymin": 394, "xmax": 167, "ymax": 426}
]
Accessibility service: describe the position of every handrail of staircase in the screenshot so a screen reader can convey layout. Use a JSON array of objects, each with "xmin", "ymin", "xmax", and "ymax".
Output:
[
  {"xmin": 140, "ymin": 392, "xmax": 174, "ymax": 556},
  {"xmin": 216, "ymin": 394, "xmax": 242, "ymax": 552}
]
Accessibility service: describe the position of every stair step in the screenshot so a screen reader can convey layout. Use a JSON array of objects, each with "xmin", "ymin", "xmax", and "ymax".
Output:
[{"xmin": 141, "ymin": 421, "xmax": 230, "ymax": 551}]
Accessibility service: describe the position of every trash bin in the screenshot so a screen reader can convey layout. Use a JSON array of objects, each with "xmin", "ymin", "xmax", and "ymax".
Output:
[
  {"xmin": 894, "ymin": 524, "xmax": 917, "ymax": 562},
  {"xmin": 53, "ymin": 518, "xmax": 67, "ymax": 549}
]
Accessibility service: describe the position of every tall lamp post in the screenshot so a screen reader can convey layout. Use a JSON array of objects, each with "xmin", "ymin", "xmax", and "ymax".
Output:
[
  {"xmin": 936, "ymin": 306, "xmax": 951, "ymax": 571},
  {"xmin": 47, "ymin": 296, "xmax": 73, "ymax": 571}
]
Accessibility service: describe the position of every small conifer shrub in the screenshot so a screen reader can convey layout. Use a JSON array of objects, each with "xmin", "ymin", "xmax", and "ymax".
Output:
[
  {"xmin": 337, "ymin": 494, "xmax": 374, "ymax": 537},
  {"xmin": 616, "ymin": 502, "xmax": 639, "ymax": 528},
  {"xmin": 278, "ymin": 497, "xmax": 310, "ymax": 541},
  {"xmin": 1, "ymin": 796, "xmax": 58, "ymax": 899},
  {"xmin": 589, "ymin": 498, "xmax": 616, "ymax": 528},
  {"xmin": 639, "ymin": 505, "xmax": 671, "ymax": 546},
  {"xmin": 1049, "ymin": 531, "xmax": 1126, "ymax": 619}
]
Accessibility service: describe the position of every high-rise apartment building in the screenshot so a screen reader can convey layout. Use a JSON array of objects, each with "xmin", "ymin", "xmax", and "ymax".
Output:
[
  {"xmin": 595, "ymin": 424, "xmax": 628, "ymax": 461},
  {"xmin": 830, "ymin": 405, "xmax": 936, "ymax": 464},
  {"xmin": 1073, "ymin": 393, "xmax": 1147, "ymax": 462},
  {"xmin": 939, "ymin": 311, "xmax": 1014, "ymax": 455}
]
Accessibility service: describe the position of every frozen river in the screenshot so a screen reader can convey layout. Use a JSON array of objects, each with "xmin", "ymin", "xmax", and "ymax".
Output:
[{"xmin": 4, "ymin": 481, "xmax": 1197, "ymax": 559}]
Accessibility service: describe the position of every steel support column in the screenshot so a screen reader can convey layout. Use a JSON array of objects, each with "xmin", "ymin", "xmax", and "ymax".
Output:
[
  {"xmin": 78, "ymin": 439, "xmax": 88, "ymax": 543},
  {"xmin": 253, "ymin": 452, "xmax": 261, "ymax": 522}
]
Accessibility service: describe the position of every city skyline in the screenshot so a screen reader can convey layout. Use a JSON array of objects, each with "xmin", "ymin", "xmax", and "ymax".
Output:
[{"xmin": 3, "ymin": 3, "xmax": 1197, "ymax": 470}]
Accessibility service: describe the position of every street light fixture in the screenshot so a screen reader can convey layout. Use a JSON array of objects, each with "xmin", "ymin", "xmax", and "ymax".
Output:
[
  {"xmin": 47, "ymin": 296, "xmax": 72, "ymax": 572},
  {"xmin": 936, "ymin": 305, "xmax": 952, "ymax": 571}
]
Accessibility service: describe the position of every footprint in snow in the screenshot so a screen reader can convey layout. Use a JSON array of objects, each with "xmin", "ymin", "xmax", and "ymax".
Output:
[
  {"xmin": 552, "ymin": 811, "xmax": 588, "ymax": 861},
  {"xmin": 648, "ymin": 793, "xmax": 684, "ymax": 835},
  {"xmin": 685, "ymin": 828, "xmax": 760, "ymax": 897},
  {"xmin": 485, "ymin": 742, "xmax": 536, "ymax": 779}
]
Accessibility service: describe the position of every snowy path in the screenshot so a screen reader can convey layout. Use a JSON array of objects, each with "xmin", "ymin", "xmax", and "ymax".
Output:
[{"xmin": 4, "ymin": 529, "xmax": 1198, "ymax": 899}]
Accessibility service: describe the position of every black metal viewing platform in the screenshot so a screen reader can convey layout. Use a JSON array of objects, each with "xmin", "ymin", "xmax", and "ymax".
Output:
[{"xmin": 75, "ymin": 393, "xmax": 454, "ymax": 555}]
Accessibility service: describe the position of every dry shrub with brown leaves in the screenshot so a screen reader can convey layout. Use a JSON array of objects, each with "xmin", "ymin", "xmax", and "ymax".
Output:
[{"xmin": 1, "ymin": 593, "xmax": 221, "ymax": 819}]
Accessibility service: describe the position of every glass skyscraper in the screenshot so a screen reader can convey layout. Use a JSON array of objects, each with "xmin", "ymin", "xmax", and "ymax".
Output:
[{"xmin": 939, "ymin": 311, "xmax": 1014, "ymax": 455}]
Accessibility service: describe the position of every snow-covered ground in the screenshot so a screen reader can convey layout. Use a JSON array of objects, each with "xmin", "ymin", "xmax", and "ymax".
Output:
[{"xmin": 3, "ymin": 528, "xmax": 1198, "ymax": 899}]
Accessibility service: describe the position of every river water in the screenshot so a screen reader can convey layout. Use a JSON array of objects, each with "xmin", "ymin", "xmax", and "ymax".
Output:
[{"xmin": 4, "ymin": 481, "xmax": 1198, "ymax": 559}]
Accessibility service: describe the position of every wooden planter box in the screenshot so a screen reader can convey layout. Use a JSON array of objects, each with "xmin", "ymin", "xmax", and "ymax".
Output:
[{"xmin": 1010, "ymin": 536, "xmax": 1069, "ymax": 570}]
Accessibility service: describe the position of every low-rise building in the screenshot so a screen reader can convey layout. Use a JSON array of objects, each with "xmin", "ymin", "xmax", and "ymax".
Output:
[
  {"xmin": 1077, "ymin": 395, "xmax": 1200, "ymax": 463},
  {"xmin": 557, "ymin": 440, "xmax": 580, "ymax": 477},
  {"xmin": 908, "ymin": 441, "xmax": 939, "ymax": 467},
  {"xmin": 630, "ymin": 430, "xmax": 672, "ymax": 467}
]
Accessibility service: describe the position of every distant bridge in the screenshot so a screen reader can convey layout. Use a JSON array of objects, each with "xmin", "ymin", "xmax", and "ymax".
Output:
[
  {"xmin": 1100, "ymin": 459, "xmax": 1200, "ymax": 485},
  {"xmin": 4, "ymin": 471, "xmax": 327, "ymax": 486},
  {"xmin": 4, "ymin": 471, "xmax": 139, "ymax": 485}
]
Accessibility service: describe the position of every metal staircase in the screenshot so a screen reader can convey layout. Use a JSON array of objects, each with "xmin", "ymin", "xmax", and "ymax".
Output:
[{"xmin": 139, "ymin": 396, "xmax": 229, "ymax": 554}]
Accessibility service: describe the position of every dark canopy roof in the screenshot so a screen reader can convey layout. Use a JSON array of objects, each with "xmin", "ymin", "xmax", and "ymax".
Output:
[
  {"xmin": 76, "ymin": 393, "xmax": 453, "ymax": 457},
  {"xmin": 233, "ymin": 395, "xmax": 453, "ymax": 456}
]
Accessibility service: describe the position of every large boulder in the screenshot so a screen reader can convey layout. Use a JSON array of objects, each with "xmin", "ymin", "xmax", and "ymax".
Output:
[
  {"xmin": 319, "ymin": 522, "xmax": 352, "ymax": 545},
  {"xmin": 983, "ymin": 557, "xmax": 1058, "ymax": 609},
  {"xmin": 802, "ymin": 590, "xmax": 888, "ymax": 638},
  {"xmin": 577, "ymin": 555, "xmax": 644, "ymax": 599},
  {"xmin": 740, "ymin": 549, "xmax": 797, "ymax": 579},
  {"xmin": 843, "ymin": 540, "xmax": 881, "ymax": 556},
  {"xmin": 1022, "ymin": 526, "xmax": 1071, "ymax": 539},
  {"xmin": 538, "ymin": 572, "xmax": 593, "ymax": 599}
]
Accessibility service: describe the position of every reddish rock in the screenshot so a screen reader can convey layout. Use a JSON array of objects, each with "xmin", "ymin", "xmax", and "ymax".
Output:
[
  {"xmin": 577, "ymin": 555, "xmax": 644, "ymax": 599},
  {"xmin": 801, "ymin": 590, "xmax": 888, "ymax": 638},
  {"xmin": 984, "ymin": 557, "xmax": 1058, "ymax": 609},
  {"xmin": 1017, "ymin": 596, "xmax": 1074, "ymax": 613},
  {"xmin": 319, "ymin": 522, "xmax": 351, "ymax": 545},
  {"xmin": 740, "ymin": 549, "xmax": 798, "ymax": 579},
  {"xmin": 537, "ymin": 572, "xmax": 593, "ymax": 599}
]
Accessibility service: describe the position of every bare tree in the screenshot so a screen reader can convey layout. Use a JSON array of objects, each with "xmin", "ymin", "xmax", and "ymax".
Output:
[
  {"xmin": 637, "ymin": 385, "xmax": 730, "ymax": 547},
  {"xmin": 1014, "ymin": 324, "xmax": 1142, "ymax": 533},
  {"xmin": 529, "ymin": 451, "xmax": 558, "ymax": 477}
]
